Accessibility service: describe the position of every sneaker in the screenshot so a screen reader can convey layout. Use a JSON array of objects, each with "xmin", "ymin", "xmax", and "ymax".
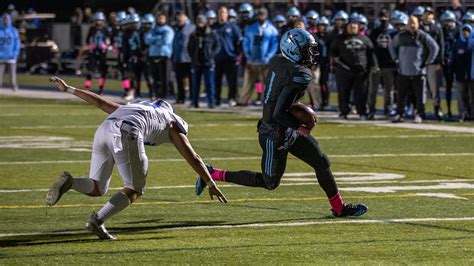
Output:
[
  {"xmin": 434, "ymin": 106, "xmax": 443, "ymax": 121},
  {"xmin": 367, "ymin": 112, "xmax": 375, "ymax": 120},
  {"xmin": 195, "ymin": 164, "xmax": 214, "ymax": 196},
  {"xmin": 46, "ymin": 171, "xmax": 73, "ymax": 206},
  {"xmin": 414, "ymin": 114, "xmax": 423, "ymax": 124},
  {"xmin": 86, "ymin": 212, "xmax": 116, "ymax": 240},
  {"xmin": 405, "ymin": 106, "xmax": 414, "ymax": 117},
  {"xmin": 392, "ymin": 114, "xmax": 403, "ymax": 123},
  {"xmin": 332, "ymin": 203, "xmax": 368, "ymax": 218},
  {"xmin": 228, "ymin": 99, "xmax": 237, "ymax": 107}
]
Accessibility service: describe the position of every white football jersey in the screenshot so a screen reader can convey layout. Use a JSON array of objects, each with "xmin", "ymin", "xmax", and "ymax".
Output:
[{"xmin": 107, "ymin": 100, "xmax": 188, "ymax": 146}]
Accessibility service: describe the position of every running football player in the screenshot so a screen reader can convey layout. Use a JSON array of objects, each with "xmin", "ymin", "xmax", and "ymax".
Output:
[{"xmin": 196, "ymin": 29, "xmax": 368, "ymax": 217}]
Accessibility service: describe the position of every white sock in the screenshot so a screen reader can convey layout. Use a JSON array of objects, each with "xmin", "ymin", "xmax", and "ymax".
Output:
[
  {"xmin": 72, "ymin": 178, "xmax": 95, "ymax": 195},
  {"xmin": 97, "ymin": 191, "xmax": 131, "ymax": 222}
]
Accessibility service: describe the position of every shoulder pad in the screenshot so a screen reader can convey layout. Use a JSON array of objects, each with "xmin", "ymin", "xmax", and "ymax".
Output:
[{"xmin": 292, "ymin": 67, "xmax": 312, "ymax": 85}]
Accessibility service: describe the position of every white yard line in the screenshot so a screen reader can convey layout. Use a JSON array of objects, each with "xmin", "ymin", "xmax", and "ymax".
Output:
[
  {"xmin": 1, "ymin": 217, "xmax": 473, "ymax": 238},
  {"xmin": 416, "ymin": 193, "xmax": 468, "ymax": 200},
  {"xmin": 0, "ymin": 153, "xmax": 473, "ymax": 166}
]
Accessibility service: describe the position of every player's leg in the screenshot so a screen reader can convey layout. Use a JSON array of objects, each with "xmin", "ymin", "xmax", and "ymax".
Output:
[
  {"xmin": 226, "ymin": 61, "xmax": 238, "ymax": 105},
  {"xmin": 46, "ymin": 122, "xmax": 114, "ymax": 206},
  {"xmin": 381, "ymin": 68, "xmax": 395, "ymax": 117},
  {"xmin": 97, "ymin": 55, "xmax": 107, "ymax": 94},
  {"xmin": 191, "ymin": 66, "xmax": 203, "ymax": 108},
  {"xmin": 288, "ymin": 134, "xmax": 368, "ymax": 217},
  {"xmin": 214, "ymin": 61, "xmax": 224, "ymax": 106},
  {"xmin": 196, "ymin": 129, "xmax": 289, "ymax": 194},
  {"xmin": 204, "ymin": 65, "xmax": 216, "ymax": 108},
  {"xmin": 367, "ymin": 68, "xmax": 380, "ymax": 117},
  {"xmin": 0, "ymin": 63, "xmax": 5, "ymax": 88},
  {"xmin": 237, "ymin": 65, "xmax": 256, "ymax": 106}
]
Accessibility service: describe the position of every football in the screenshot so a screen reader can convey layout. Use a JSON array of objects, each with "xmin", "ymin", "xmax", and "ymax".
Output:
[{"xmin": 289, "ymin": 102, "xmax": 318, "ymax": 127}]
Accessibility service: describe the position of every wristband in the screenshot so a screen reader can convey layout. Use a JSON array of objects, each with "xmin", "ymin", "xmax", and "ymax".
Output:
[
  {"xmin": 66, "ymin": 86, "xmax": 76, "ymax": 94},
  {"xmin": 206, "ymin": 180, "xmax": 216, "ymax": 188}
]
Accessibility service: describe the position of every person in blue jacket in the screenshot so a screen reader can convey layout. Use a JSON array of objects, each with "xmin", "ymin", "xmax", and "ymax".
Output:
[
  {"xmin": 188, "ymin": 15, "xmax": 221, "ymax": 108},
  {"xmin": 145, "ymin": 14, "xmax": 175, "ymax": 99},
  {"xmin": 238, "ymin": 7, "xmax": 279, "ymax": 106},
  {"xmin": 0, "ymin": 14, "xmax": 20, "ymax": 91},
  {"xmin": 450, "ymin": 24, "xmax": 474, "ymax": 122},
  {"xmin": 213, "ymin": 6, "xmax": 242, "ymax": 107},
  {"xmin": 172, "ymin": 11, "xmax": 196, "ymax": 104}
]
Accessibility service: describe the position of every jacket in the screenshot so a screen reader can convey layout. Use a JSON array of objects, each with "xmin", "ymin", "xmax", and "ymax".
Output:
[
  {"xmin": 389, "ymin": 30, "xmax": 439, "ymax": 76},
  {"xmin": 242, "ymin": 20, "xmax": 279, "ymax": 65},
  {"xmin": 0, "ymin": 14, "xmax": 20, "ymax": 62},
  {"xmin": 369, "ymin": 26, "xmax": 397, "ymax": 68},
  {"xmin": 331, "ymin": 32, "xmax": 378, "ymax": 73},
  {"xmin": 172, "ymin": 20, "xmax": 195, "ymax": 63},
  {"xmin": 145, "ymin": 24, "xmax": 175, "ymax": 58},
  {"xmin": 187, "ymin": 26, "xmax": 221, "ymax": 67},
  {"xmin": 212, "ymin": 21, "xmax": 242, "ymax": 62},
  {"xmin": 421, "ymin": 22, "xmax": 445, "ymax": 64},
  {"xmin": 449, "ymin": 24, "xmax": 474, "ymax": 82}
]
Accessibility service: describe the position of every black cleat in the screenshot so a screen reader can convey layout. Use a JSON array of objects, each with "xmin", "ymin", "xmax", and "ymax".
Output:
[{"xmin": 332, "ymin": 203, "xmax": 368, "ymax": 218}]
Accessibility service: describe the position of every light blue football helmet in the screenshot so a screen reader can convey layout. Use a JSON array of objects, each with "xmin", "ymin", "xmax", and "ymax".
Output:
[
  {"xmin": 239, "ymin": 3, "xmax": 254, "ymax": 18},
  {"xmin": 412, "ymin": 6, "xmax": 425, "ymax": 17},
  {"xmin": 287, "ymin": 7, "xmax": 301, "ymax": 17},
  {"xmin": 306, "ymin": 10, "xmax": 319, "ymax": 20},
  {"xmin": 229, "ymin": 8, "xmax": 237, "ymax": 18},
  {"xmin": 116, "ymin": 11, "xmax": 127, "ymax": 23},
  {"xmin": 462, "ymin": 12, "xmax": 474, "ymax": 23},
  {"xmin": 440, "ymin": 10, "xmax": 456, "ymax": 22},
  {"xmin": 273, "ymin": 15, "xmax": 286, "ymax": 24},
  {"xmin": 205, "ymin": 10, "xmax": 217, "ymax": 19},
  {"xmin": 317, "ymin": 16, "xmax": 330, "ymax": 26},
  {"xmin": 280, "ymin": 28, "xmax": 319, "ymax": 67},
  {"xmin": 93, "ymin": 12, "xmax": 106, "ymax": 21},
  {"xmin": 142, "ymin": 13, "xmax": 155, "ymax": 25},
  {"xmin": 332, "ymin": 10, "xmax": 349, "ymax": 24}
]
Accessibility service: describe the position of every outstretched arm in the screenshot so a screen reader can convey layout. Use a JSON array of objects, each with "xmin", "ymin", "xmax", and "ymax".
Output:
[
  {"xmin": 49, "ymin": 77, "xmax": 120, "ymax": 114},
  {"xmin": 168, "ymin": 123, "xmax": 228, "ymax": 203}
]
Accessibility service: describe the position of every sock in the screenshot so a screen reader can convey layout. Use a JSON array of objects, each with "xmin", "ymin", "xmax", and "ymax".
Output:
[
  {"xmin": 84, "ymin": 80, "xmax": 92, "ymax": 89},
  {"xmin": 256, "ymin": 82, "xmax": 263, "ymax": 93},
  {"xmin": 96, "ymin": 191, "xmax": 130, "ymax": 222},
  {"xmin": 122, "ymin": 79, "xmax": 130, "ymax": 91},
  {"xmin": 210, "ymin": 168, "xmax": 226, "ymax": 182},
  {"xmin": 98, "ymin": 77, "xmax": 106, "ymax": 89},
  {"xmin": 329, "ymin": 192, "xmax": 344, "ymax": 214},
  {"xmin": 72, "ymin": 178, "xmax": 95, "ymax": 195}
]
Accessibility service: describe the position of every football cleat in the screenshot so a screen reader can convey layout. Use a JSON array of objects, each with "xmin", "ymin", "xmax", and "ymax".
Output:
[
  {"xmin": 46, "ymin": 171, "xmax": 73, "ymax": 206},
  {"xmin": 195, "ymin": 164, "xmax": 214, "ymax": 196},
  {"xmin": 332, "ymin": 203, "xmax": 368, "ymax": 218},
  {"xmin": 86, "ymin": 212, "xmax": 116, "ymax": 240}
]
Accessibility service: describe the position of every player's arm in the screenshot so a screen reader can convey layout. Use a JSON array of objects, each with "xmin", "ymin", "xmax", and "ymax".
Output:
[
  {"xmin": 168, "ymin": 123, "xmax": 228, "ymax": 203},
  {"xmin": 49, "ymin": 77, "xmax": 120, "ymax": 114},
  {"xmin": 273, "ymin": 70, "xmax": 314, "ymax": 131}
]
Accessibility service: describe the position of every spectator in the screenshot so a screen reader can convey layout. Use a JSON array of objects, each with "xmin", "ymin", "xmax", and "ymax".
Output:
[
  {"xmin": 450, "ymin": 0, "xmax": 465, "ymax": 21},
  {"xmin": 172, "ymin": 11, "xmax": 196, "ymax": 104},
  {"xmin": 238, "ymin": 7, "xmax": 278, "ymax": 106},
  {"xmin": 84, "ymin": 12, "xmax": 110, "ymax": 94},
  {"xmin": 390, "ymin": 16, "xmax": 439, "ymax": 123},
  {"xmin": 0, "ymin": 14, "xmax": 20, "ymax": 91},
  {"xmin": 368, "ymin": 9, "xmax": 398, "ymax": 118},
  {"xmin": 188, "ymin": 15, "xmax": 221, "ymax": 108},
  {"xmin": 229, "ymin": 9, "xmax": 238, "ymax": 23},
  {"xmin": 450, "ymin": 24, "xmax": 474, "ymax": 122},
  {"xmin": 145, "ymin": 14, "xmax": 175, "ymax": 98},
  {"xmin": 137, "ymin": 14, "xmax": 154, "ymax": 99},
  {"xmin": 421, "ymin": 7, "xmax": 445, "ymax": 120},
  {"xmin": 7, "ymin": 4, "xmax": 19, "ymax": 26},
  {"xmin": 331, "ymin": 16, "xmax": 378, "ymax": 120},
  {"xmin": 122, "ymin": 14, "xmax": 141, "ymax": 100},
  {"xmin": 213, "ymin": 6, "xmax": 242, "ymax": 107},
  {"xmin": 440, "ymin": 10, "xmax": 459, "ymax": 117},
  {"xmin": 205, "ymin": 10, "xmax": 217, "ymax": 27},
  {"xmin": 306, "ymin": 10, "xmax": 319, "ymax": 34},
  {"xmin": 70, "ymin": 8, "xmax": 84, "ymax": 48},
  {"xmin": 314, "ymin": 16, "xmax": 331, "ymax": 109},
  {"xmin": 238, "ymin": 3, "xmax": 254, "ymax": 31}
]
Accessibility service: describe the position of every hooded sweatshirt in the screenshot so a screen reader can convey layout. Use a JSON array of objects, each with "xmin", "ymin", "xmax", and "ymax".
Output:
[
  {"xmin": 450, "ymin": 24, "xmax": 474, "ymax": 82},
  {"xmin": 0, "ymin": 14, "xmax": 20, "ymax": 62}
]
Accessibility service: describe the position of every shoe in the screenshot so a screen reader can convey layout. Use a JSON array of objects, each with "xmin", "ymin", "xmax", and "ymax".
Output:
[
  {"xmin": 434, "ymin": 106, "xmax": 443, "ymax": 121},
  {"xmin": 414, "ymin": 114, "xmax": 423, "ymax": 124},
  {"xmin": 254, "ymin": 100, "xmax": 262, "ymax": 106},
  {"xmin": 338, "ymin": 113, "xmax": 348, "ymax": 120},
  {"xmin": 124, "ymin": 92, "xmax": 135, "ymax": 102},
  {"xmin": 392, "ymin": 114, "xmax": 403, "ymax": 123},
  {"xmin": 228, "ymin": 99, "xmax": 237, "ymax": 107},
  {"xmin": 332, "ymin": 203, "xmax": 368, "ymax": 218},
  {"xmin": 360, "ymin": 115, "xmax": 368, "ymax": 121},
  {"xmin": 367, "ymin": 112, "xmax": 375, "ymax": 120},
  {"xmin": 46, "ymin": 171, "xmax": 73, "ymax": 206},
  {"xmin": 86, "ymin": 212, "xmax": 116, "ymax": 240},
  {"xmin": 405, "ymin": 106, "xmax": 414, "ymax": 117},
  {"xmin": 460, "ymin": 114, "xmax": 469, "ymax": 123},
  {"xmin": 195, "ymin": 164, "xmax": 214, "ymax": 196}
]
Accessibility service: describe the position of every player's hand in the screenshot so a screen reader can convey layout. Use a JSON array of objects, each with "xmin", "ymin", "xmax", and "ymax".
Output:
[
  {"xmin": 209, "ymin": 186, "xmax": 228, "ymax": 203},
  {"xmin": 49, "ymin": 76, "xmax": 68, "ymax": 92}
]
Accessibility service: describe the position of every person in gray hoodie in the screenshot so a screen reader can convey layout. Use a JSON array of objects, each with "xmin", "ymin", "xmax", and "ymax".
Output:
[
  {"xmin": 0, "ymin": 14, "xmax": 20, "ymax": 91},
  {"xmin": 390, "ymin": 15, "xmax": 439, "ymax": 123}
]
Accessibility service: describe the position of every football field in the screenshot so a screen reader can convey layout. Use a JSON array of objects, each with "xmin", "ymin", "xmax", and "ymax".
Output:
[{"xmin": 0, "ymin": 95, "xmax": 473, "ymax": 264}]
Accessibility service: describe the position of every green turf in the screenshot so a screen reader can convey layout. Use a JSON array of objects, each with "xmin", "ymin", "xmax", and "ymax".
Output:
[{"xmin": 0, "ymin": 96, "xmax": 473, "ymax": 264}]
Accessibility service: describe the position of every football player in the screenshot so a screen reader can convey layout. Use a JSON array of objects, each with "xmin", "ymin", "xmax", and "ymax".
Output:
[
  {"xmin": 46, "ymin": 77, "xmax": 227, "ymax": 240},
  {"xmin": 195, "ymin": 29, "xmax": 368, "ymax": 218}
]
